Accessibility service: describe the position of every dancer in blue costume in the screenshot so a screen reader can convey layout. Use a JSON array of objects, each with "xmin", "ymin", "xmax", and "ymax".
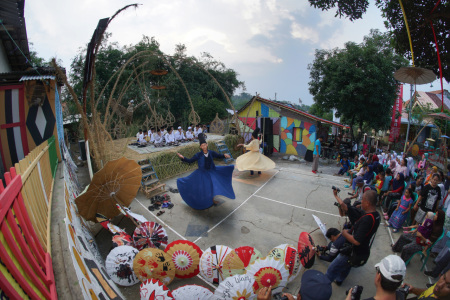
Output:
[{"xmin": 176, "ymin": 133, "xmax": 235, "ymax": 209}]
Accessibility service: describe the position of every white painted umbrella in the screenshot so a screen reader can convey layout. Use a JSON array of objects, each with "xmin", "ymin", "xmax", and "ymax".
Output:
[
  {"xmin": 213, "ymin": 274, "xmax": 256, "ymax": 300},
  {"xmin": 105, "ymin": 245, "xmax": 139, "ymax": 286},
  {"xmin": 267, "ymin": 244, "xmax": 301, "ymax": 283},
  {"xmin": 199, "ymin": 245, "xmax": 233, "ymax": 284},
  {"xmin": 246, "ymin": 256, "xmax": 289, "ymax": 295},
  {"xmin": 172, "ymin": 284, "xmax": 213, "ymax": 300},
  {"xmin": 140, "ymin": 279, "xmax": 174, "ymax": 300},
  {"xmin": 312, "ymin": 214, "xmax": 328, "ymax": 240}
]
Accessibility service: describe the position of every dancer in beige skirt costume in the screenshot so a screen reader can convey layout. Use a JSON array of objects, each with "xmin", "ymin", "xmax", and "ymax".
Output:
[{"xmin": 236, "ymin": 128, "xmax": 276, "ymax": 175}]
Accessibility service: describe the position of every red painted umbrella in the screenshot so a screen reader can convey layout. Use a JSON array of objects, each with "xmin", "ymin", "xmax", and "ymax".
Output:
[
  {"xmin": 298, "ymin": 232, "xmax": 316, "ymax": 269},
  {"xmin": 222, "ymin": 246, "xmax": 262, "ymax": 278},
  {"xmin": 164, "ymin": 240, "xmax": 203, "ymax": 279},
  {"xmin": 133, "ymin": 221, "xmax": 168, "ymax": 250}
]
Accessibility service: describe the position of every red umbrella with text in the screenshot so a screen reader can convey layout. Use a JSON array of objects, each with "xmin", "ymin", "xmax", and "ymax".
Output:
[{"xmin": 298, "ymin": 232, "xmax": 316, "ymax": 269}]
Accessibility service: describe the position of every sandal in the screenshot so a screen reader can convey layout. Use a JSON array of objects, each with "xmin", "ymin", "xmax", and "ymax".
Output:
[
  {"xmin": 148, "ymin": 205, "xmax": 156, "ymax": 211},
  {"xmin": 167, "ymin": 203, "xmax": 174, "ymax": 209},
  {"xmin": 157, "ymin": 210, "xmax": 165, "ymax": 216}
]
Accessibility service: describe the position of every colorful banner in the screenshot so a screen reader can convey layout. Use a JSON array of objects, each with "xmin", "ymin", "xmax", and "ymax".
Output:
[{"xmin": 389, "ymin": 85, "xmax": 403, "ymax": 142}]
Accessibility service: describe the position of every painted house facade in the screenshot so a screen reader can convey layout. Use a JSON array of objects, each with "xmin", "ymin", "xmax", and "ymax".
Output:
[{"xmin": 237, "ymin": 96, "xmax": 347, "ymax": 159}]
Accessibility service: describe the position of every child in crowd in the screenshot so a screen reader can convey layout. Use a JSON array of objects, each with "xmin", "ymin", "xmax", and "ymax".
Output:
[
  {"xmin": 335, "ymin": 156, "xmax": 349, "ymax": 176},
  {"xmin": 378, "ymin": 168, "xmax": 393, "ymax": 206},
  {"xmin": 375, "ymin": 171, "xmax": 385, "ymax": 195},
  {"xmin": 425, "ymin": 166, "xmax": 438, "ymax": 185},
  {"xmin": 387, "ymin": 187, "xmax": 414, "ymax": 232},
  {"xmin": 417, "ymin": 153, "xmax": 428, "ymax": 177}
]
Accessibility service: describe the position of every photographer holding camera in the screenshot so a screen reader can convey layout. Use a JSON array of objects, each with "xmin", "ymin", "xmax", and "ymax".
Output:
[
  {"xmin": 326, "ymin": 189, "xmax": 380, "ymax": 285},
  {"xmin": 334, "ymin": 177, "xmax": 368, "ymax": 226},
  {"xmin": 345, "ymin": 255, "xmax": 407, "ymax": 300},
  {"xmin": 317, "ymin": 228, "xmax": 347, "ymax": 262},
  {"xmin": 402, "ymin": 268, "xmax": 450, "ymax": 299}
]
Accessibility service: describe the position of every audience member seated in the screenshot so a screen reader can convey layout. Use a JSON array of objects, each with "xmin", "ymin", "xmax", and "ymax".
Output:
[
  {"xmin": 392, "ymin": 210, "xmax": 444, "ymax": 261},
  {"xmin": 185, "ymin": 127, "xmax": 194, "ymax": 141},
  {"xmin": 382, "ymin": 173, "xmax": 405, "ymax": 213},
  {"xmin": 174, "ymin": 126, "xmax": 186, "ymax": 142},
  {"xmin": 413, "ymin": 174, "xmax": 441, "ymax": 225},
  {"xmin": 386, "ymin": 187, "xmax": 414, "ymax": 232},
  {"xmin": 403, "ymin": 268, "xmax": 450, "ymax": 299},
  {"xmin": 154, "ymin": 130, "xmax": 164, "ymax": 147}
]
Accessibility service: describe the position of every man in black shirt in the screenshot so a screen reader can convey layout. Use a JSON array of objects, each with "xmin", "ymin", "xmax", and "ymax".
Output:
[
  {"xmin": 414, "ymin": 173, "xmax": 441, "ymax": 224},
  {"xmin": 326, "ymin": 190, "xmax": 381, "ymax": 285}
]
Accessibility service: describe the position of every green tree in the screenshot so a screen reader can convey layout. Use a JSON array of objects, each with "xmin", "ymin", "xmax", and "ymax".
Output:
[
  {"xmin": 308, "ymin": 0, "xmax": 450, "ymax": 82},
  {"xmin": 232, "ymin": 92, "xmax": 253, "ymax": 110},
  {"xmin": 309, "ymin": 103, "xmax": 333, "ymax": 121},
  {"xmin": 308, "ymin": 29, "xmax": 408, "ymax": 143}
]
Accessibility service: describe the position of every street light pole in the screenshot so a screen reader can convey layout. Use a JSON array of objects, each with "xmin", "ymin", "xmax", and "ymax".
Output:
[{"xmin": 404, "ymin": 84, "xmax": 414, "ymax": 153}]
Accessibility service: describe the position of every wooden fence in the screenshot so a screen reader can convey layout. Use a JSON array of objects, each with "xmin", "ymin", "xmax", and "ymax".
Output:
[
  {"xmin": 0, "ymin": 166, "xmax": 57, "ymax": 299},
  {"xmin": 13, "ymin": 135, "xmax": 58, "ymax": 253}
]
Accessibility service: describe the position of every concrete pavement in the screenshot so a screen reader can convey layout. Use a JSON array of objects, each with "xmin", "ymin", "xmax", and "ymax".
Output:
[{"xmin": 53, "ymin": 155, "xmax": 437, "ymax": 299}]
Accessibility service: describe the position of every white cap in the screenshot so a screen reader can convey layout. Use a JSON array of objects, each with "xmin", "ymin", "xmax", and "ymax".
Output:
[
  {"xmin": 188, "ymin": 127, "xmax": 192, "ymax": 130},
  {"xmin": 178, "ymin": 126, "xmax": 182, "ymax": 129},
  {"xmin": 375, "ymin": 255, "xmax": 406, "ymax": 283}
]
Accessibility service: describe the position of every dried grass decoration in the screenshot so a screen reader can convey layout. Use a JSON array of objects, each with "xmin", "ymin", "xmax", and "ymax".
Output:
[
  {"xmin": 150, "ymin": 69, "xmax": 169, "ymax": 76},
  {"xmin": 151, "ymin": 85, "xmax": 166, "ymax": 90}
]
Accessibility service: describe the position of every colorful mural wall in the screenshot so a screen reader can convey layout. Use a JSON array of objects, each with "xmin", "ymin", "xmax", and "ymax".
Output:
[{"xmin": 238, "ymin": 100, "xmax": 317, "ymax": 157}]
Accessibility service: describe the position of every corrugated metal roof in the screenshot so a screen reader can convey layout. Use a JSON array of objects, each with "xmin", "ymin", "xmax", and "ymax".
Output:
[{"xmin": 19, "ymin": 75, "xmax": 55, "ymax": 81}]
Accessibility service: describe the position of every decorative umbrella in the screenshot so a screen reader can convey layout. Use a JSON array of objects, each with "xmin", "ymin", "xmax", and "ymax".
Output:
[
  {"xmin": 75, "ymin": 157, "xmax": 142, "ymax": 224},
  {"xmin": 105, "ymin": 245, "xmax": 139, "ymax": 286},
  {"xmin": 213, "ymin": 274, "xmax": 256, "ymax": 300},
  {"xmin": 394, "ymin": 66, "xmax": 436, "ymax": 85},
  {"xmin": 150, "ymin": 70, "xmax": 168, "ymax": 76},
  {"xmin": 312, "ymin": 214, "xmax": 328, "ymax": 240},
  {"xmin": 172, "ymin": 285, "xmax": 213, "ymax": 300},
  {"xmin": 112, "ymin": 232, "xmax": 134, "ymax": 248},
  {"xmin": 267, "ymin": 244, "xmax": 301, "ymax": 283},
  {"xmin": 133, "ymin": 221, "xmax": 168, "ymax": 250},
  {"xmin": 164, "ymin": 240, "xmax": 203, "ymax": 279},
  {"xmin": 298, "ymin": 232, "xmax": 316, "ymax": 269},
  {"xmin": 133, "ymin": 248, "xmax": 175, "ymax": 285},
  {"xmin": 140, "ymin": 278, "xmax": 174, "ymax": 300},
  {"xmin": 246, "ymin": 257, "xmax": 289, "ymax": 295},
  {"xmin": 222, "ymin": 246, "xmax": 262, "ymax": 278},
  {"xmin": 200, "ymin": 245, "xmax": 233, "ymax": 284},
  {"xmin": 116, "ymin": 204, "xmax": 147, "ymax": 224},
  {"xmin": 426, "ymin": 138, "xmax": 436, "ymax": 142}
]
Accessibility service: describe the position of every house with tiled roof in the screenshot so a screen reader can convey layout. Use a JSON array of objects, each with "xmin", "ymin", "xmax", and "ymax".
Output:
[{"xmin": 237, "ymin": 95, "xmax": 348, "ymax": 160}]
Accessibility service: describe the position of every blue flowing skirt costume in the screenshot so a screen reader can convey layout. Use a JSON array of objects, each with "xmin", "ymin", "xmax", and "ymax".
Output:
[{"xmin": 177, "ymin": 150, "xmax": 235, "ymax": 209}]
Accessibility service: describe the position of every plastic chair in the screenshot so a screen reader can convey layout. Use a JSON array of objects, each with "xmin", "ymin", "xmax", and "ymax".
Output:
[
  {"xmin": 346, "ymin": 162, "xmax": 355, "ymax": 176},
  {"xmin": 413, "ymin": 172, "xmax": 418, "ymax": 179},
  {"xmin": 405, "ymin": 231, "xmax": 445, "ymax": 270}
]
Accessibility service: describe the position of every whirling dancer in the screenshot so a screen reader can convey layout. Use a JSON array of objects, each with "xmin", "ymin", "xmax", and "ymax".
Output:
[
  {"xmin": 176, "ymin": 133, "xmax": 235, "ymax": 209},
  {"xmin": 236, "ymin": 128, "xmax": 275, "ymax": 175}
]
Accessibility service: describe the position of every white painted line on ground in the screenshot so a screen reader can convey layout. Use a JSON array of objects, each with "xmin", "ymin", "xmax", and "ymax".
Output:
[
  {"xmin": 253, "ymin": 194, "xmax": 344, "ymax": 218},
  {"xmin": 193, "ymin": 170, "xmax": 280, "ymax": 244},
  {"xmin": 134, "ymin": 197, "xmax": 218, "ymax": 290},
  {"xmin": 278, "ymin": 167, "xmax": 349, "ymax": 184}
]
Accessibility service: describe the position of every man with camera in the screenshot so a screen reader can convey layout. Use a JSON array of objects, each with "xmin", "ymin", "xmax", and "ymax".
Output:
[
  {"xmin": 345, "ymin": 255, "xmax": 407, "ymax": 300},
  {"xmin": 326, "ymin": 189, "xmax": 380, "ymax": 285},
  {"xmin": 317, "ymin": 228, "xmax": 347, "ymax": 262},
  {"xmin": 402, "ymin": 268, "xmax": 450, "ymax": 299}
]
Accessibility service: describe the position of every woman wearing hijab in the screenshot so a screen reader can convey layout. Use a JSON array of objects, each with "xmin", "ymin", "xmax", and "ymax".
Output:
[
  {"xmin": 236, "ymin": 128, "xmax": 275, "ymax": 176},
  {"xmin": 176, "ymin": 133, "xmax": 235, "ymax": 209},
  {"xmin": 371, "ymin": 154, "xmax": 383, "ymax": 174},
  {"xmin": 363, "ymin": 164, "xmax": 375, "ymax": 185},
  {"xmin": 382, "ymin": 173, "xmax": 405, "ymax": 213},
  {"xmin": 393, "ymin": 158, "xmax": 408, "ymax": 178}
]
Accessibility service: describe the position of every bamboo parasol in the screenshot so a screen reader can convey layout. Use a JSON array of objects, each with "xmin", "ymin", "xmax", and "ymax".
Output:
[{"xmin": 75, "ymin": 157, "xmax": 142, "ymax": 225}]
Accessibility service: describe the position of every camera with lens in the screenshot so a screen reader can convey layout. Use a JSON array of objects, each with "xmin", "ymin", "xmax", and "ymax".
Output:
[
  {"xmin": 272, "ymin": 292, "xmax": 288, "ymax": 300},
  {"xmin": 334, "ymin": 202, "xmax": 340, "ymax": 207},
  {"xmin": 332, "ymin": 186, "xmax": 341, "ymax": 193},
  {"xmin": 346, "ymin": 285, "xmax": 363, "ymax": 300},
  {"xmin": 396, "ymin": 284, "xmax": 410, "ymax": 297}
]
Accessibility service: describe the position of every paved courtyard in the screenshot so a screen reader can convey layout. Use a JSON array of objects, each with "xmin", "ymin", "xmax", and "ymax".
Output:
[{"xmin": 92, "ymin": 158, "xmax": 436, "ymax": 299}]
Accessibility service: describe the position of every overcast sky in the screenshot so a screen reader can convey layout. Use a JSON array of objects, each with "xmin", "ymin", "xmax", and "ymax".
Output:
[{"xmin": 24, "ymin": 0, "xmax": 449, "ymax": 106}]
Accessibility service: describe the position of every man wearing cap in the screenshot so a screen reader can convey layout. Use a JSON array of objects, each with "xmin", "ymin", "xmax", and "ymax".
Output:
[
  {"xmin": 347, "ymin": 255, "xmax": 406, "ymax": 300},
  {"xmin": 154, "ymin": 130, "xmax": 163, "ymax": 147},
  {"xmin": 403, "ymin": 268, "xmax": 450, "ymax": 299},
  {"xmin": 326, "ymin": 190, "xmax": 380, "ymax": 285},
  {"xmin": 256, "ymin": 270, "xmax": 332, "ymax": 300},
  {"xmin": 174, "ymin": 126, "xmax": 186, "ymax": 142},
  {"xmin": 185, "ymin": 127, "xmax": 194, "ymax": 141},
  {"xmin": 312, "ymin": 135, "xmax": 324, "ymax": 174}
]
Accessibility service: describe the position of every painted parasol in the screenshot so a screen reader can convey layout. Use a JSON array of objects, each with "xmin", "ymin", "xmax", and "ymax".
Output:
[
  {"xmin": 267, "ymin": 244, "xmax": 301, "ymax": 283},
  {"xmin": 97, "ymin": 214, "xmax": 134, "ymax": 248},
  {"xmin": 394, "ymin": 66, "xmax": 436, "ymax": 85},
  {"xmin": 133, "ymin": 248, "xmax": 176, "ymax": 285},
  {"xmin": 298, "ymin": 232, "xmax": 316, "ymax": 269},
  {"xmin": 200, "ymin": 245, "xmax": 233, "ymax": 284},
  {"xmin": 133, "ymin": 221, "xmax": 168, "ymax": 250},
  {"xmin": 140, "ymin": 278, "xmax": 174, "ymax": 300},
  {"xmin": 222, "ymin": 246, "xmax": 262, "ymax": 278},
  {"xmin": 312, "ymin": 214, "xmax": 328, "ymax": 240},
  {"xmin": 245, "ymin": 256, "xmax": 289, "ymax": 295},
  {"xmin": 213, "ymin": 274, "xmax": 256, "ymax": 300},
  {"xmin": 172, "ymin": 284, "xmax": 213, "ymax": 300},
  {"xmin": 75, "ymin": 157, "xmax": 142, "ymax": 224},
  {"xmin": 164, "ymin": 240, "xmax": 203, "ymax": 279},
  {"xmin": 105, "ymin": 245, "xmax": 139, "ymax": 286}
]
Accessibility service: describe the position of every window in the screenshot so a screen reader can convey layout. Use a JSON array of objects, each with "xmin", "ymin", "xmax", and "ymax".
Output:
[{"xmin": 293, "ymin": 127, "xmax": 302, "ymax": 142}]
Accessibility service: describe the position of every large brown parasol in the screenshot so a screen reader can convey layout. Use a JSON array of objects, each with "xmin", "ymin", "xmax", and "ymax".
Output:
[
  {"xmin": 75, "ymin": 157, "xmax": 142, "ymax": 223},
  {"xmin": 394, "ymin": 66, "xmax": 436, "ymax": 85}
]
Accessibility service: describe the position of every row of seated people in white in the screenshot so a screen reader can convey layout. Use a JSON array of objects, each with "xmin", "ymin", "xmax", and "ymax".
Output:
[{"xmin": 137, "ymin": 127, "xmax": 205, "ymax": 146}]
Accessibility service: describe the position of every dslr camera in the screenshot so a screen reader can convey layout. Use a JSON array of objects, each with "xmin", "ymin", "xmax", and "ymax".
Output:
[
  {"xmin": 346, "ymin": 285, "xmax": 363, "ymax": 300},
  {"xmin": 272, "ymin": 293, "xmax": 288, "ymax": 300},
  {"xmin": 396, "ymin": 285, "xmax": 410, "ymax": 299},
  {"xmin": 332, "ymin": 186, "xmax": 341, "ymax": 193}
]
